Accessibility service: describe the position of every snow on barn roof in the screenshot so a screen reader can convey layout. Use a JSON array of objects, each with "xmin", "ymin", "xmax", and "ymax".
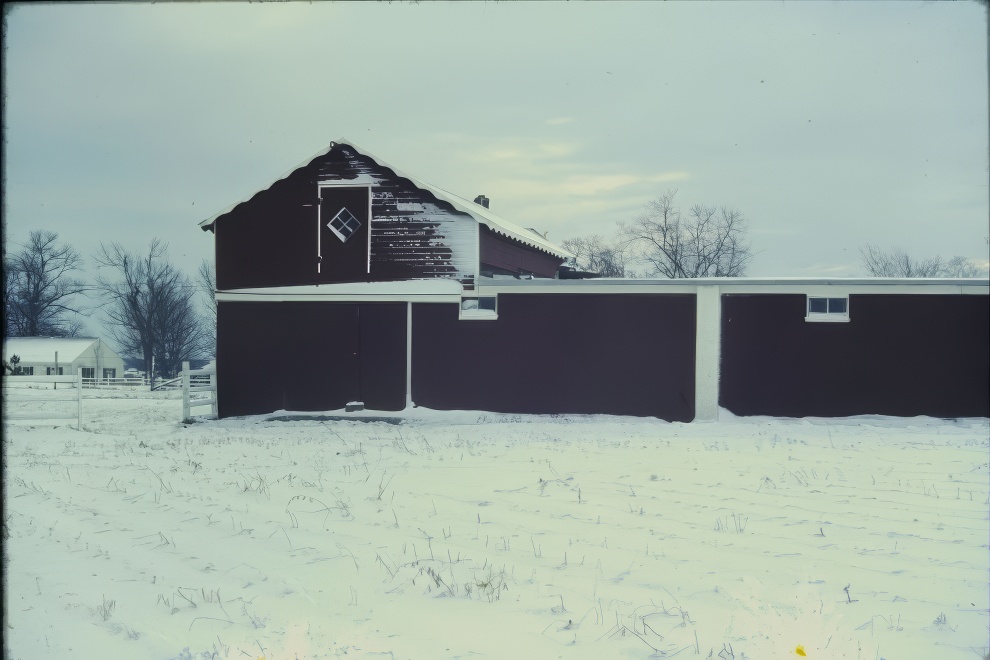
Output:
[
  {"xmin": 407, "ymin": 178, "xmax": 573, "ymax": 259},
  {"xmin": 3, "ymin": 337, "xmax": 104, "ymax": 363},
  {"xmin": 199, "ymin": 139, "xmax": 573, "ymax": 260}
]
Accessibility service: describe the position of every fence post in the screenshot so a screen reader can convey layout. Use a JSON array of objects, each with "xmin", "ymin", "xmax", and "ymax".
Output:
[
  {"xmin": 76, "ymin": 372, "xmax": 83, "ymax": 430},
  {"xmin": 182, "ymin": 361, "xmax": 190, "ymax": 422}
]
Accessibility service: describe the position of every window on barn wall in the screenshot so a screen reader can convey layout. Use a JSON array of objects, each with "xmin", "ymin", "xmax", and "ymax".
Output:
[
  {"xmin": 459, "ymin": 296, "xmax": 498, "ymax": 320},
  {"xmin": 806, "ymin": 295, "xmax": 850, "ymax": 322},
  {"xmin": 81, "ymin": 367, "xmax": 95, "ymax": 380},
  {"xmin": 47, "ymin": 367, "xmax": 64, "ymax": 375},
  {"xmin": 328, "ymin": 207, "xmax": 362, "ymax": 243}
]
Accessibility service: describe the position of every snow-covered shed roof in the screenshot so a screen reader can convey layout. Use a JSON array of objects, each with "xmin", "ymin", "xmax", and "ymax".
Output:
[
  {"xmin": 200, "ymin": 139, "xmax": 573, "ymax": 260},
  {"xmin": 407, "ymin": 177, "xmax": 572, "ymax": 259},
  {"xmin": 3, "ymin": 337, "xmax": 108, "ymax": 363}
]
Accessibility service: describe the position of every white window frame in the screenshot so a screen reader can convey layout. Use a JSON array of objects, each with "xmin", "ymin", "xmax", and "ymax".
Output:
[
  {"xmin": 805, "ymin": 295, "xmax": 850, "ymax": 322},
  {"xmin": 459, "ymin": 295, "xmax": 498, "ymax": 320},
  {"xmin": 327, "ymin": 206, "xmax": 362, "ymax": 243}
]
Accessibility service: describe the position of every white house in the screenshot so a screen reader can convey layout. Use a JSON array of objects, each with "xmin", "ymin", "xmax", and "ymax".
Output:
[{"xmin": 3, "ymin": 337, "xmax": 125, "ymax": 381}]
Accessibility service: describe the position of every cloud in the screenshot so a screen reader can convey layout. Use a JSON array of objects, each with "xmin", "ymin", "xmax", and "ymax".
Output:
[{"xmin": 545, "ymin": 117, "xmax": 575, "ymax": 126}]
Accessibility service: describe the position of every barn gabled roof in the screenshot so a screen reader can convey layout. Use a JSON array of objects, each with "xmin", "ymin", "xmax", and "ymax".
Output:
[
  {"xmin": 200, "ymin": 139, "xmax": 573, "ymax": 260},
  {"xmin": 3, "ymin": 337, "xmax": 109, "ymax": 363}
]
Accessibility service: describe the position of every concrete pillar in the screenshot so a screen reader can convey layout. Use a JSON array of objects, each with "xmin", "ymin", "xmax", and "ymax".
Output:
[{"xmin": 694, "ymin": 285, "xmax": 721, "ymax": 421}]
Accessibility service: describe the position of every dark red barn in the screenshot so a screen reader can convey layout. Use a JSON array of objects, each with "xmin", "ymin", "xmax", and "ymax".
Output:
[{"xmin": 202, "ymin": 140, "xmax": 989, "ymax": 421}]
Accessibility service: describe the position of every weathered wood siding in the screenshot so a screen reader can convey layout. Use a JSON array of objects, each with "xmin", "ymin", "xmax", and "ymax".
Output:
[
  {"xmin": 411, "ymin": 294, "xmax": 697, "ymax": 421},
  {"xmin": 213, "ymin": 144, "xmax": 477, "ymax": 290},
  {"xmin": 479, "ymin": 226, "xmax": 564, "ymax": 278},
  {"xmin": 719, "ymin": 294, "xmax": 990, "ymax": 418}
]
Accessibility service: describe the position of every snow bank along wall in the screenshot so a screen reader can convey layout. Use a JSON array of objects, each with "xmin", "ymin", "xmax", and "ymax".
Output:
[{"xmin": 203, "ymin": 140, "xmax": 989, "ymax": 422}]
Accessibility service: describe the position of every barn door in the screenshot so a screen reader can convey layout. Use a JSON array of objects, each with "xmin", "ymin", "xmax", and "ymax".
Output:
[
  {"xmin": 317, "ymin": 186, "xmax": 370, "ymax": 283},
  {"xmin": 282, "ymin": 303, "xmax": 361, "ymax": 411},
  {"xmin": 281, "ymin": 302, "xmax": 408, "ymax": 413}
]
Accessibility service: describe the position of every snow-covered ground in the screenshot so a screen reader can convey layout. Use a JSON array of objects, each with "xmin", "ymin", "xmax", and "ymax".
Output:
[{"xmin": 3, "ymin": 388, "xmax": 989, "ymax": 660}]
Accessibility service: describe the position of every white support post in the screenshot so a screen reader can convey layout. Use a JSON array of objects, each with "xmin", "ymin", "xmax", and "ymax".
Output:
[
  {"xmin": 406, "ymin": 302, "xmax": 413, "ymax": 409},
  {"xmin": 182, "ymin": 360, "xmax": 191, "ymax": 422},
  {"xmin": 210, "ymin": 369, "xmax": 218, "ymax": 417},
  {"xmin": 694, "ymin": 285, "xmax": 722, "ymax": 421},
  {"xmin": 76, "ymin": 372, "xmax": 83, "ymax": 430}
]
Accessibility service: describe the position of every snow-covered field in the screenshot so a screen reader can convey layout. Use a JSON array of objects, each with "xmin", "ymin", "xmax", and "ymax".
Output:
[{"xmin": 3, "ymin": 388, "xmax": 989, "ymax": 660}]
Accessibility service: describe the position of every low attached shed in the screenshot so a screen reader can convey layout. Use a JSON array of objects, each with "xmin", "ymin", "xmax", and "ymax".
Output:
[
  {"xmin": 3, "ymin": 337, "xmax": 125, "ymax": 381},
  {"xmin": 213, "ymin": 278, "xmax": 988, "ymax": 421}
]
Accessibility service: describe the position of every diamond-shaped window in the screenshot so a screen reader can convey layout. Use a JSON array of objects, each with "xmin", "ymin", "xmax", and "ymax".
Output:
[{"xmin": 328, "ymin": 207, "xmax": 361, "ymax": 242}]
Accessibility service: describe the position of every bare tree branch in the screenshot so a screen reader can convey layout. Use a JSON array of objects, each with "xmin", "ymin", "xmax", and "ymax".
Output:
[
  {"xmin": 4, "ymin": 230, "xmax": 88, "ymax": 337},
  {"xmin": 860, "ymin": 245, "xmax": 988, "ymax": 277},
  {"xmin": 196, "ymin": 259, "xmax": 217, "ymax": 358},
  {"xmin": 618, "ymin": 190, "xmax": 753, "ymax": 278},
  {"xmin": 561, "ymin": 234, "xmax": 629, "ymax": 277},
  {"xmin": 93, "ymin": 240, "xmax": 208, "ymax": 379}
]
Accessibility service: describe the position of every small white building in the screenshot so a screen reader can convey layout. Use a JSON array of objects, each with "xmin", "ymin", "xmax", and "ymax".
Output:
[{"xmin": 3, "ymin": 337, "xmax": 125, "ymax": 381}]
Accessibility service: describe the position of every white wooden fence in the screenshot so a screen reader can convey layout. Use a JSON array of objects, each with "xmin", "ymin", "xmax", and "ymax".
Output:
[
  {"xmin": 181, "ymin": 361, "xmax": 217, "ymax": 422},
  {"xmin": 82, "ymin": 377, "xmax": 150, "ymax": 388},
  {"xmin": 79, "ymin": 376, "xmax": 187, "ymax": 390},
  {"xmin": 2, "ymin": 373, "xmax": 83, "ymax": 430}
]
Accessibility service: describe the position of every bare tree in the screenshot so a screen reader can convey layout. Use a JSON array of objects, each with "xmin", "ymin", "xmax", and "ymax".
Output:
[
  {"xmin": 561, "ymin": 234, "xmax": 629, "ymax": 277},
  {"xmin": 196, "ymin": 259, "xmax": 217, "ymax": 358},
  {"xmin": 860, "ymin": 245, "xmax": 988, "ymax": 278},
  {"xmin": 94, "ymin": 239, "xmax": 208, "ymax": 379},
  {"xmin": 4, "ymin": 231, "xmax": 88, "ymax": 337},
  {"xmin": 619, "ymin": 190, "xmax": 753, "ymax": 278}
]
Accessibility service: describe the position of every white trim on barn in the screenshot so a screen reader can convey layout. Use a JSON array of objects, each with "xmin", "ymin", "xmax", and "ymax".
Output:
[
  {"xmin": 215, "ymin": 278, "xmax": 464, "ymax": 303},
  {"xmin": 694, "ymin": 285, "xmax": 722, "ymax": 422},
  {"xmin": 315, "ymin": 181, "xmax": 374, "ymax": 274},
  {"xmin": 475, "ymin": 277, "xmax": 989, "ymax": 296},
  {"xmin": 213, "ymin": 276, "xmax": 989, "ymax": 311},
  {"xmin": 406, "ymin": 302, "xmax": 413, "ymax": 409}
]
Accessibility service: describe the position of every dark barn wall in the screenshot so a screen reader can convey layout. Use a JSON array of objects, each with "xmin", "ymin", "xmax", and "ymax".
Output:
[
  {"xmin": 479, "ymin": 227, "xmax": 564, "ymax": 278},
  {"xmin": 216, "ymin": 302, "xmax": 287, "ymax": 418},
  {"xmin": 217, "ymin": 301, "xmax": 407, "ymax": 418},
  {"xmin": 213, "ymin": 144, "xmax": 476, "ymax": 290},
  {"xmin": 357, "ymin": 303, "xmax": 409, "ymax": 412},
  {"xmin": 411, "ymin": 294, "xmax": 697, "ymax": 421},
  {"xmin": 719, "ymin": 294, "xmax": 990, "ymax": 418},
  {"xmin": 215, "ymin": 168, "xmax": 321, "ymax": 291},
  {"xmin": 316, "ymin": 147, "xmax": 475, "ymax": 282}
]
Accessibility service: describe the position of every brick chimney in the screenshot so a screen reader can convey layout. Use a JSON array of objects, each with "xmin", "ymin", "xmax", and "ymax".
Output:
[{"xmin": 474, "ymin": 194, "xmax": 490, "ymax": 209}]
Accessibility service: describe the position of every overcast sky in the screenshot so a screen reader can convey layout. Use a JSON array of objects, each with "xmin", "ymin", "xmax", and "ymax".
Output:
[{"xmin": 4, "ymin": 1, "xmax": 988, "ymax": 295}]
